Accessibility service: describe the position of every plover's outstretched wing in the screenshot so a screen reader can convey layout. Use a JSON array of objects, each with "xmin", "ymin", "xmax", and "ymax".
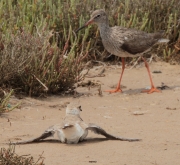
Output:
[
  {"xmin": 87, "ymin": 123, "xmax": 141, "ymax": 142},
  {"xmin": 10, "ymin": 126, "xmax": 58, "ymax": 145}
]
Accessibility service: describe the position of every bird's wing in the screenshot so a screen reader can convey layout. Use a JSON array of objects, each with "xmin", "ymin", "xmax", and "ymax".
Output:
[
  {"xmin": 112, "ymin": 26, "xmax": 163, "ymax": 54},
  {"xmin": 121, "ymin": 30, "xmax": 163, "ymax": 54},
  {"xmin": 10, "ymin": 125, "xmax": 57, "ymax": 145},
  {"xmin": 87, "ymin": 123, "xmax": 141, "ymax": 142}
]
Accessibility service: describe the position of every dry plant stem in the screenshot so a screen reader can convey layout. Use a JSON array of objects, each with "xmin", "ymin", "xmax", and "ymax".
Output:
[
  {"xmin": 98, "ymin": 84, "xmax": 103, "ymax": 96},
  {"xmin": 62, "ymin": 28, "xmax": 71, "ymax": 56},
  {"xmin": 34, "ymin": 151, "xmax": 44, "ymax": 164},
  {"xmin": 174, "ymin": 45, "xmax": 180, "ymax": 50},
  {"xmin": 32, "ymin": 74, "xmax": 48, "ymax": 91},
  {"xmin": 79, "ymin": 50, "xmax": 89, "ymax": 62},
  {"xmin": 148, "ymin": 54, "xmax": 154, "ymax": 64},
  {"xmin": 129, "ymin": 56, "xmax": 141, "ymax": 69},
  {"xmin": 0, "ymin": 145, "xmax": 45, "ymax": 165}
]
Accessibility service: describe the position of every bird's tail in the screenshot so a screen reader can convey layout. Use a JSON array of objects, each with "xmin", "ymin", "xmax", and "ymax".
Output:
[
  {"xmin": 153, "ymin": 30, "xmax": 169, "ymax": 43},
  {"xmin": 158, "ymin": 38, "xmax": 170, "ymax": 43}
]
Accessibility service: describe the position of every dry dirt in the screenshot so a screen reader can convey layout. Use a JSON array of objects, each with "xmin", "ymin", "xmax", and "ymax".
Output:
[{"xmin": 1, "ymin": 61, "xmax": 180, "ymax": 165}]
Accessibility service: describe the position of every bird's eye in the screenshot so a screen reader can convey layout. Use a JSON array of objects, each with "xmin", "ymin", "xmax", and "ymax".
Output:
[{"xmin": 95, "ymin": 14, "xmax": 101, "ymax": 18}]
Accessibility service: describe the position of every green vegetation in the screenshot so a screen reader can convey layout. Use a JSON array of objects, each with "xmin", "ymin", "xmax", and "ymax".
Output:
[
  {"xmin": 0, "ymin": 89, "xmax": 20, "ymax": 115},
  {"xmin": 0, "ymin": 0, "xmax": 179, "ymax": 97}
]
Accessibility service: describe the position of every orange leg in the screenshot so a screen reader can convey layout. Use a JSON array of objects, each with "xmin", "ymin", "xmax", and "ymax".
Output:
[
  {"xmin": 104, "ymin": 58, "xmax": 125, "ymax": 93},
  {"xmin": 141, "ymin": 57, "xmax": 161, "ymax": 94}
]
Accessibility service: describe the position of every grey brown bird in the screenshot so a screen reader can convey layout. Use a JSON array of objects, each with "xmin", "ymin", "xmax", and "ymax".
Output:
[
  {"xmin": 76, "ymin": 9, "xmax": 169, "ymax": 94},
  {"xmin": 10, "ymin": 102, "xmax": 141, "ymax": 144}
]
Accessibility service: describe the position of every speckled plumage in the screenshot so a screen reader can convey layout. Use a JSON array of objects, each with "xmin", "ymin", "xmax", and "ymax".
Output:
[
  {"xmin": 89, "ymin": 9, "xmax": 164, "ymax": 57},
  {"xmin": 76, "ymin": 9, "xmax": 169, "ymax": 94}
]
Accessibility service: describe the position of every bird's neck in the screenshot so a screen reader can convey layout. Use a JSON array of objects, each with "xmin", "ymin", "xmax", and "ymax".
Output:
[
  {"xmin": 66, "ymin": 111, "xmax": 80, "ymax": 115},
  {"xmin": 98, "ymin": 23, "xmax": 110, "ymax": 36}
]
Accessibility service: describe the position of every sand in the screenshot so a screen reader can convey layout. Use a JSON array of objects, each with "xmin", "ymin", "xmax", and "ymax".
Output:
[{"xmin": 1, "ymin": 61, "xmax": 180, "ymax": 165}]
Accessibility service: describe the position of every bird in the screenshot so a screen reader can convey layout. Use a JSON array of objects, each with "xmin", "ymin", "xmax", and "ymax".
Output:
[
  {"xmin": 10, "ymin": 102, "xmax": 141, "ymax": 144},
  {"xmin": 76, "ymin": 9, "xmax": 169, "ymax": 94}
]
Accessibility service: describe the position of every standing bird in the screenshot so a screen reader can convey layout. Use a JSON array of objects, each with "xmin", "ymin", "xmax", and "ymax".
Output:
[
  {"xmin": 10, "ymin": 102, "xmax": 140, "ymax": 144},
  {"xmin": 76, "ymin": 9, "xmax": 169, "ymax": 94}
]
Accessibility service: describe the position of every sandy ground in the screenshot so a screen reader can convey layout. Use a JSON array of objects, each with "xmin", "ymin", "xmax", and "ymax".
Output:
[{"xmin": 1, "ymin": 61, "xmax": 180, "ymax": 165}]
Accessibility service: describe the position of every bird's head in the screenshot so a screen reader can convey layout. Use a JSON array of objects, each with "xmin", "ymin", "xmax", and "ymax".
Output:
[
  {"xmin": 66, "ymin": 102, "xmax": 82, "ymax": 115},
  {"xmin": 75, "ymin": 9, "xmax": 108, "ymax": 33}
]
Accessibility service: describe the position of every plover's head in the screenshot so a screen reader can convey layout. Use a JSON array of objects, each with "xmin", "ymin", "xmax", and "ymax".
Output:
[
  {"xmin": 66, "ymin": 101, "xmax": 82, "ymax": 115},
  {"xmin": 75, "ymin": 9, "xmax": 108, "ymax": 33}
]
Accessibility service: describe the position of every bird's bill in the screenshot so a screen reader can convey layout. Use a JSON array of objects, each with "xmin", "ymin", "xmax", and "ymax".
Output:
[
  {"xmin": 78, "ymin": 106, "xmax": 82, "ymax": 111},
  {"xmin": 75, "ymin": 19, "xmax": 94, "ymax": 33}
]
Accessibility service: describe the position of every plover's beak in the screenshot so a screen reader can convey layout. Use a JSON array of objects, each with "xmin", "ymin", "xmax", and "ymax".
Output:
[
  {"xmin": 78, "ymin": 106, "xmax": 82, "ymax": 111},
  {"xmin": 75, "ymin": 18, "xmax": 94, "ymax": 33}
]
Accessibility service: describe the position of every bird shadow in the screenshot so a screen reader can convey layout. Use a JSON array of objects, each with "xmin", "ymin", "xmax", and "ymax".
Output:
[
  {"xmin": 7, "ymin": 138, "xmax": 112, "ymax": 146},
  {"xmin": 121, "ymin": 85, "xmax": 179, "ymax": 95},
  {"xmin": 78, "ymin": 138, "xmax": 109, "ymax": 145},
  {"xmin": 45, "ymin": 137, "xmax": 109, "ymax": 145}
]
